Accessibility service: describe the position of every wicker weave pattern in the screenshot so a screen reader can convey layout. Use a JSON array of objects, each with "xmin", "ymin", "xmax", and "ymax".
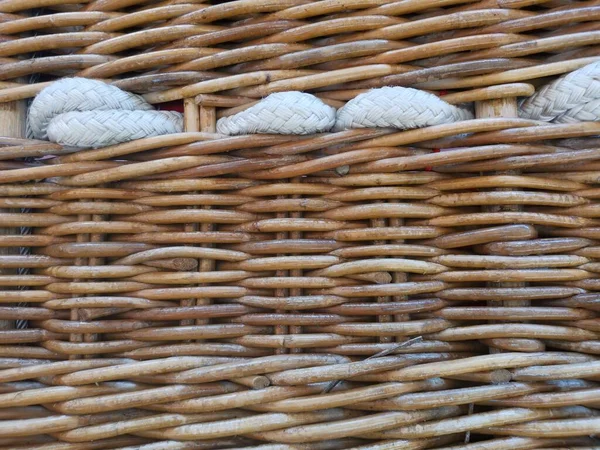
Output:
[
  {"xmin": 0, "ymin": 0, "xmax": 599, "ymax": 449},
  {"xmin": 1, "ymin": 121, "xmax": 600, "ymax": 447},
  {"xmin": 0, "ymin": 1, "xmax": 599, "ymax": 103}
]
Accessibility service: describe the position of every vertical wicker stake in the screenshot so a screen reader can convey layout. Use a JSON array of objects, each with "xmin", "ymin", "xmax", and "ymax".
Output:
[
  {"xmin": 181, "ymin": 99, "xmax": 202, "ymax": 329},
  {"xmin": 184, "ymin": 98, "xmax": 201, "ymax": 133},
  {"xmin": 199, "ymin": 105, "xmax": 216, "ymax": 134},
  {"xmin": 289, "ymin": 177, "xmax": 303, "ymax": 355},
  {"xmin": 0, "ymin": 96, "xmax": 26, "ymax": 333},
  {"xmin": 373, "ymin": 212, "xmax": 393, "ymax": 344},
  {"xmin": 474, "ymin": 98, "xmax": 518, "ymax": 125},
  {"xmin": 475, "ymin": 95, "xmax": 538, "ymax": 354},
  {"xmin": 185, "ymin": 100, "xmax": 217, "ymax": 332},
  {"xmin": 197, "ymin": 105, "xmax": 216, "ymax": 326}
]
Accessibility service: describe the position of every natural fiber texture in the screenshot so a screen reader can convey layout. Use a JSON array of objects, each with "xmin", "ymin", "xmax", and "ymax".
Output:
[
  {"xmin": 47, "ymin": 110, "xmax": 184, "ymax": 148},
  {"xmin": 217, "ymin": 88, "xmax": 472, "ymax": 136},
  {"xmin": 334, "ymin": 87, "xmax": 473, "ymax": 131},
  {"xmin": 29, "ymin": 78, "xmax": 152, "ymax": 140},
  {"xmin": 519, "ymin": 61, "xmax": 600, "ymax": 123},
  {"xmin": 1, "ymin": 1, "xmax": 600, "ymax": 448},
  {"xmin": 1, "ymin": 117, "xmax": 600, "ymax": 447},
  {"xmin": 0, "ymin": 1, "xmax": 598, "ymax": 103},
  {"xmin": 29, "ymin": 78, "xmax": 182, "ymax": 147},
  {"xmin": 216, "ymin": 92, "xmax": 336, "ymax": 135}
]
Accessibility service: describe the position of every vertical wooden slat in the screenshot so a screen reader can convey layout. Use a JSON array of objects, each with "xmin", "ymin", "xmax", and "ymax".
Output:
[
  {"xmin": 475, "ymin": 96, "xmax": 540, "ymax": 354},
  {"xmin": 184, "ymin": 99, "xmax": 200, "ymax": 133},
  {"xmin": 372, "ymin": 210, "xmax": 393, "ymax": 344},
  {"xmin": 70, "ymin": 212, "xmax": 91, "ymax": 359},
  {"xmin": 197, "ymin": 105, "xmax": 217, "ymax": 327},
  {"xmin": 274, "ymin": 193, "xmax": 290, "ymax": 355},
  {"xmin": 181, "ymin": 99, "xmax": 202, "ymax": 329},
  {"xmin": 0, "ymin": 96, "xmax": 27, "ymax": 333},
  {"xmin": 289, "ymin": 176, "xmax": 303, "ymax": 354},
  {"xmin": 475, "ymin": 98, "xmax": 519, "ymax": 122},
  {"xmin": 199, "ymin": 106, "xmax": 216, "ymax": 134},
  {"xmin": 389, "ymin": 212, "xmax": 409, "ymax": 344}
]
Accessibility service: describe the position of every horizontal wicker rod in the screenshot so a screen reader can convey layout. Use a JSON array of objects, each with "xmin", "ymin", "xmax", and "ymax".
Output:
[
  {"xmin": 253, "ymin": 380, "xmax": 442, "ymax": 413},
  {"xmin": 415, "ymin": 56, "xmax": 600, "ymax": 90},
  {"xmin": 435, "ymin": 436, "xmax": 584, "ymax": 450},
  {"xmin": 363, "ymin": 407, "xmax": 557, "ymax": 440},
  {"xmin": 481, "ymin": 387, "xmax": 600, "ymax": 408},
  {"xmin": 54, "ymin": 412, "xmax": 240, "ymax": 443},
  {"xmin": 154, "ymin": 385, "xmax": 323, "ymax": 414},
  {"xmin": 53, "ymin": 384, "xmax": 235, "ymax": 415},
  {"xmin": 57, "ymin": 356, "xmax": 242, "ymax": 385},
  {"xmin": 252, "ymin": 407, "xmax": 464, "ymax": 443},
  {"xmin": 138, "ymin": 409, "xmax": 356, "ymax": 440},
  {"xmin": 0, "ymin": 3, "xmax": 598, "ymax": 448},
  {"xmin": 353, "ymin": 382, "xmax": 550, "ymax": 411},
  {"xmin": 479, "ymin": 416, "xmax": 600, "ymax": 437}
]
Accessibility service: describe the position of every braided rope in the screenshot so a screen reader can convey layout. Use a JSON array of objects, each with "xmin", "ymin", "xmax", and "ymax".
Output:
[
  {"xmin": 216, "ymin": 92, "xmax": 337, "ymax": 135},
  {"xmin": 26, "ymin": 63, "xmax": 599, "ymax": 148},
  {"xmin": 47, "ymin": 110, "xmax": 183, "ymax": 148},
  {"xmin": 519, "ymin": 61, "xmax": 600, "ymax": 123},
  {"xmin": 333, "ymin": 86, "xmax": 473, "ymax": 132},
  {"xmin": 28, "ymin": 78, "xmax": 182, "ymax": 148}
]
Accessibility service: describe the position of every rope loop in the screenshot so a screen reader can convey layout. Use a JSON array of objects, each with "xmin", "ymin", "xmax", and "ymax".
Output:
[
  {"xmin": 333, "ymin": 86, "xmax": 473, "ymax": 132},
  {"xmin": 519, "ymin": 61, "xmax": 600, "ymax": 123},
  {"xmin": 46, "ymin": 110, "xmax": 183, "ymax": 149},
  {"xmin": 29, "ymin": 78, "xmax": 182, "ymax": 148},
  {"xmin": 216, "ymin": 92, "xmax": 336, "ymax": 135}
]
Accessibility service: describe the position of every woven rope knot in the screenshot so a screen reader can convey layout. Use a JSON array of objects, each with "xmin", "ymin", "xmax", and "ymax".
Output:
[
  {"xmin": 519, "ymin": 61, "xmax": 600, "ymax": 123},
  {"xmin": 216, "ymin": 91, "xmax": 337, "ymax": 135},
  {"xmin": 29, "ymin": 78, "xmax": 183, "ymax": 148},
  {"xmin": 333, "ymin": 86, "xmax": 473, "ymax": 132}
]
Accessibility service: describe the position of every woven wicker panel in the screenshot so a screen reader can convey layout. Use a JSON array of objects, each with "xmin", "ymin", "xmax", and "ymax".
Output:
[
  {"xmin": 0, "ymin": 0, "xmax": 599, "ymax": 449},
  {"xmin": 0, "ymin": 0, "xmax": 599, "ymax": 101}
]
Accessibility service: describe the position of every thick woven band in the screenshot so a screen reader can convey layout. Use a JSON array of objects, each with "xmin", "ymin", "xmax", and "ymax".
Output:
[
  {"xmin": 28, "ymin": 78, "xmax": 182, "ymax": 148},
  {"xmin": 47, "ymin": 110, "xmax": 183, "ymax": 148},
  {"xmin": 333, "ymin": 86, "xmax": 474, "ymax": 131},
  {"xmin": 216, "ymin": 92, "xmax": 337, "ymax": 135},
  {"xmin": 519, "ymin": 61, "xmax": 600, "ymax": 123}
]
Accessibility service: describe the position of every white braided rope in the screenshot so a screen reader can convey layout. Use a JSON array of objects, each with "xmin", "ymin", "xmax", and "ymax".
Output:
[
  {"xmin": 519, "ymin": 61, "xmax": 600, "ymax": 123},
  {"xmin": 333, "ymin": 86, "xmax": 473, "ymax": 132},
  {"xmin": 47, "ymin": 110, "xmax": 183, "ymax": 148},
  {"xmin": 216, "ymin": 92, "xmax": 336, "ymax": 135},
  {"xmin": 28, "ymin": 78, "xmax": 182, "ymax": 148},
  {"xmin": 27, "ymin": 63, "xmax": 598, "ymax": 148},
  {"xmin": 29, "ymin": 78, "xmax": 151, "ymax": 140}
]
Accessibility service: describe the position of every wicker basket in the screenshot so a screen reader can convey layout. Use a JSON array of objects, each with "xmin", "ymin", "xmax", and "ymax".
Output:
[{"xmin": 0, "ymin": 0, "xmax": 599, "ymax": 448}]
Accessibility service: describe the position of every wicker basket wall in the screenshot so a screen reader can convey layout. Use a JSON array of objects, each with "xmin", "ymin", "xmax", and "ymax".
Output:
[{"xmin": 0, "ymin": 0, "xmax": 600, "ymax": 449}]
